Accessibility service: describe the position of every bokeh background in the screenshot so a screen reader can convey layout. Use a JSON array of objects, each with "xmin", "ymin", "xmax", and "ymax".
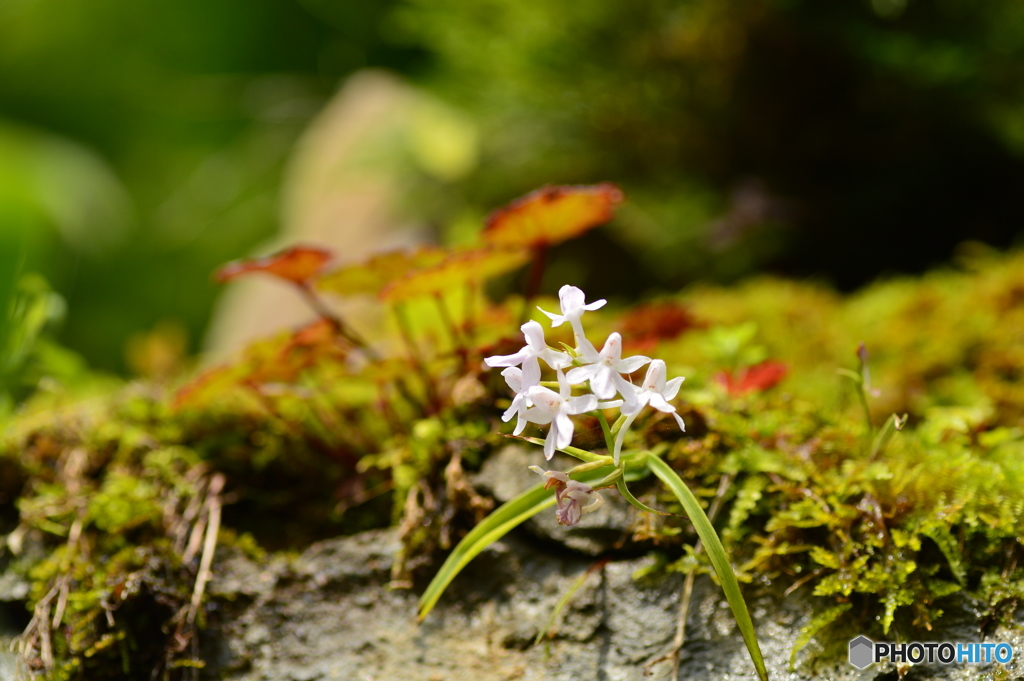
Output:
[{"xmin": 3, "ymin": 0, "xmax": 1024, "ymax": 383}]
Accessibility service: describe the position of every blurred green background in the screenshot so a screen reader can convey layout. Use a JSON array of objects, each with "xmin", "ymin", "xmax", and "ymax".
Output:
[{"xmin": 2, "ymin": 0, "xmax": 1024, "ymax": 387}]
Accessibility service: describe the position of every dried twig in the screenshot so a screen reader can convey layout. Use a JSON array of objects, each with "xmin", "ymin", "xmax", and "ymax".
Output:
[{"xmin": 187, "ymin": 473, "xmax": 225, "ymax": 625}]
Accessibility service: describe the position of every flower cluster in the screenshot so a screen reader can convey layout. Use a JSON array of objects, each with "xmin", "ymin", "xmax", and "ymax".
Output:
[{"xmin": 485, "ymin": 284, "xmax": 686, "ymax": 469}]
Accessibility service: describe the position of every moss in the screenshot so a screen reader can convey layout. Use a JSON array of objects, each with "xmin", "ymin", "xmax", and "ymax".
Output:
[{"xmin": 3, "ymin": 249, "xmax": 1024, "ymax": 676}]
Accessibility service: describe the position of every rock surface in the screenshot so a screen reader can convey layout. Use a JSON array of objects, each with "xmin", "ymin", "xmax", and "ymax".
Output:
[{"xmin": 203, "ymin": 526, "xmax": 1024, "ymax": 681}]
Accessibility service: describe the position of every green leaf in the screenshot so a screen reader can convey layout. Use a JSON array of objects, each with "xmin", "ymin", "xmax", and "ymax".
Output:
[
  {"xmin": 417, "ymin": 464, "xmax": 616, "ymax": 621},
  {"xmin": 808, "ymin": 546, "xmax": 841, "ymax": 570},
  {"xmin": 615, "ymin": 477, "xmax": 671, "ymax": 517},
  {"xmin": 647, "ymin": 455, "xmax": 770, "ymax": 681}
]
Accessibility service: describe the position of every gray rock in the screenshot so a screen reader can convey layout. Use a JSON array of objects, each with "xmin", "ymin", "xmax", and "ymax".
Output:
[{"xmin": 203, "ymin": 527, "xmax": 1024, "ymax": 681}]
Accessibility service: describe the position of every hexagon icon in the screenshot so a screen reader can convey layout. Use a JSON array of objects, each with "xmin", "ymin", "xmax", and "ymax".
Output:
[{"xmin": 849, "ymin": 636, "xmax": 875, "ymax": 669}]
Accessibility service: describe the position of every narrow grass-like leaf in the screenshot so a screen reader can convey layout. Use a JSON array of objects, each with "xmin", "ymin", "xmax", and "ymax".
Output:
[
  {"xmin": 647, "ymin": 455, "xmax": 770, "ymax": 681},
  {"xmin": 418, "ymin": 465, "xmax": 615, "ymax": 621},
  {"xmin": 616, "ymin": 478, "xmax": 672, "ymax": 517}
]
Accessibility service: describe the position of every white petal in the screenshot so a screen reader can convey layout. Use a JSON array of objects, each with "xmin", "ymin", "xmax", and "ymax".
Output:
[
  {"xmin": 576, "ymin": 337, "xmax": 600, "ymax": 362},
  {"xmin": 527, "ymin": 385, "xmax": 561, "ymax": 415},
  {"xmin": 613, "ymin": 374, "xmax": 642, "ymax": 406},
  {"xmin": 502, "ymin": 366, "xmax": 523, "ymax": 393},
  {"xmin": 583, "ymin": 299, "xmax": 606, "ymax": 311},
  {"xmin": 564, "ymin": 488, "xmax": 591, "ymax": 504},
  {"xmin": 484, "ymin": 349, "xmax": 530, "ymax": 367},
  {"xmin": 523, "ymin": 406, "xmax": 553, "ymax": 425},
  {"xmin": 589, "ymin": 367, "xmax": 617, "ymax": 399},
  {"xmin": 521, "ymin": 358, "xmax": 541, "ymax": 389},
  {"xmin": 540, "ymin": 348, "xmax": 572, "ymax": 370},
  {"xmin": 565, "ymin": 479, "xmax": 594, "ymax": 494},
  {"xmin": 554, "ymin": 413, "xmax": 575, "ymax": 449},
  {"xmin": 543, "ymin": 430, "xmax": 556, "ymax": 460},
  {"xmin": 600, "ymin": 333, "xmax": 623, "ymax": 362},
  {"xmin": 568, "ymin": 394, "xmax": 597, "ymax": 415},
  {"xmin": 648, "ymin": 393, "xmax": 676, "ymax": 414},
  {"xmin": 532, "ymin": 467, "xmax": 569, "ymax": 483},
  {"xmin": 558, "ymin": 285, "xmax": 587, "ymax": 314},
  {"xmin": 565, "ymin": 364, "xmax": 594, "ymax": 385},
  {"xmin": 555, "ymin": 369, "xmax": 573, "ymax": 398},
  {"xmin": 663, "ymin": 376, "xmax": 685, "ymax": 400},
  {"xmin": 642, "ymin": 360, "xmax": 666, "ymax": 390},
  {"xmin": 538, "ymin": 306, "xmax": 565, "ymax": 326},
  {"xmin": 501, "ymin": 400, "xmax": 519, "ymax": 422},
  {"xmin": 672, "ymin": 411, "xmax": 686, "ymax": 432},
  {"xmin": 512, "ymin": 415, "xmax": 528, "ymax": 435},
  {"xmin": 617, "ymin": 354, "xmax": 651, "ymax": 374},
  {"xmin": 619, "ymin": 389, "xmax": 648, "ymax": 416},
  {"xmin": 521, "ymin": 320, "xmax": 548, "ymax": 350}
]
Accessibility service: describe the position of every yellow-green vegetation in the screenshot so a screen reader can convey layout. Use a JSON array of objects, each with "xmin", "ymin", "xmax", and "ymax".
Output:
[{"xmin": 2, "ymin": 235, "xmax": 1024, "ymax": 678}]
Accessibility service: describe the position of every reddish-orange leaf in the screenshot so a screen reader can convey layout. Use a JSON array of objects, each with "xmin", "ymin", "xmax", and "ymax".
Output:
[
  {"xmin": 215, "ymin": 245, "xmax": 333, "ymax": 286},
  {"xmin": 715, "ymin": 361, "xmax": 789, "ymax": 396},
  {"xmin": 173, "ymin": 319, "xmax": 346, "ymax": 410},
  {"xmin": 315, "ymin": 246, "xmax": 447, "ymax": 297},
  {"xmin": 380, "ymin": 246, "xmax": 529, "ymax": 302},
  {"xmin": 482, "ymin": 183, "xmax": 624, "ymax": 249}
]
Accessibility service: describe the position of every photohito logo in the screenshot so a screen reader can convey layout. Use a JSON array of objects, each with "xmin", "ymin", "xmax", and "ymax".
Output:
[{"xmin": 849, "ymin": 636, "xmax": 1014, "ymax": 669}]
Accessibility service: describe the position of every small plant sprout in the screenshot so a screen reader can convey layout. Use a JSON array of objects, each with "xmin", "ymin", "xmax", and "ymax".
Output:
[
  {"xmin": 838, "ymin": 341, "xmax": 908, "ymax": 459},
  {"xmin": 420, "ymin": 283, "xmax": 770, "ymax": 681}
]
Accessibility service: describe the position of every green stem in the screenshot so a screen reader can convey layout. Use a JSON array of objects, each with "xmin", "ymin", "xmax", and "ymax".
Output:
[
  {"xmin": 297, "ymin": 283, "xmax": 379, "ymax": 361},
  {"xmin": 610, "ymin": 412, "xmax": 628, "ymax": 438},
  {"xmin": 392, "ymin": 302, "xmax": 441, "ymax": 413},
  {"xmin": 596, "ymin": 410, "xmax": 616, "ymax": 456},
  {"xmin": 433, "ymin": 292, "xmax": 465, "ymax": 355},
  {"xmin": 567, "ymin": 459, "xmax": 616, "ymax": 476},
  {"xmin": 838, "ymin": 367, "xmax": 873, "ymax": 435},
  {"xmin": 519, "ymin": 437, "xmax": 610, "ymax": 464},
  {"xmin": 463, "ymin": 283, "xmax": 477, "ymax": 347}
]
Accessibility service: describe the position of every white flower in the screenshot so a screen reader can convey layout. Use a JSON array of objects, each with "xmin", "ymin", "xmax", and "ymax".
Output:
[
  {"xmin": 500, "ymin": 367, "xmax": 530, "ymax": 436},
  {"xmin": 524, "ymin": 370, "xmax": 598, "ymax": 460},
  {"xmin": 484, "ymin": 320, "xmax": 571, "ymax": 388},
  {"xmin": 613, "ymin": 359, "xmax": 686, "ymax": 464},
  {"xmin": 538, "ymin": 284, "xmax": 606, "ymax": 344},
  {"xmin": 566, "ymin": 332, "xmax": 650, "ymax": 402},
  {"xmin": 529, "ymin": 467, "xmax": 604, "ymax": 526}
]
